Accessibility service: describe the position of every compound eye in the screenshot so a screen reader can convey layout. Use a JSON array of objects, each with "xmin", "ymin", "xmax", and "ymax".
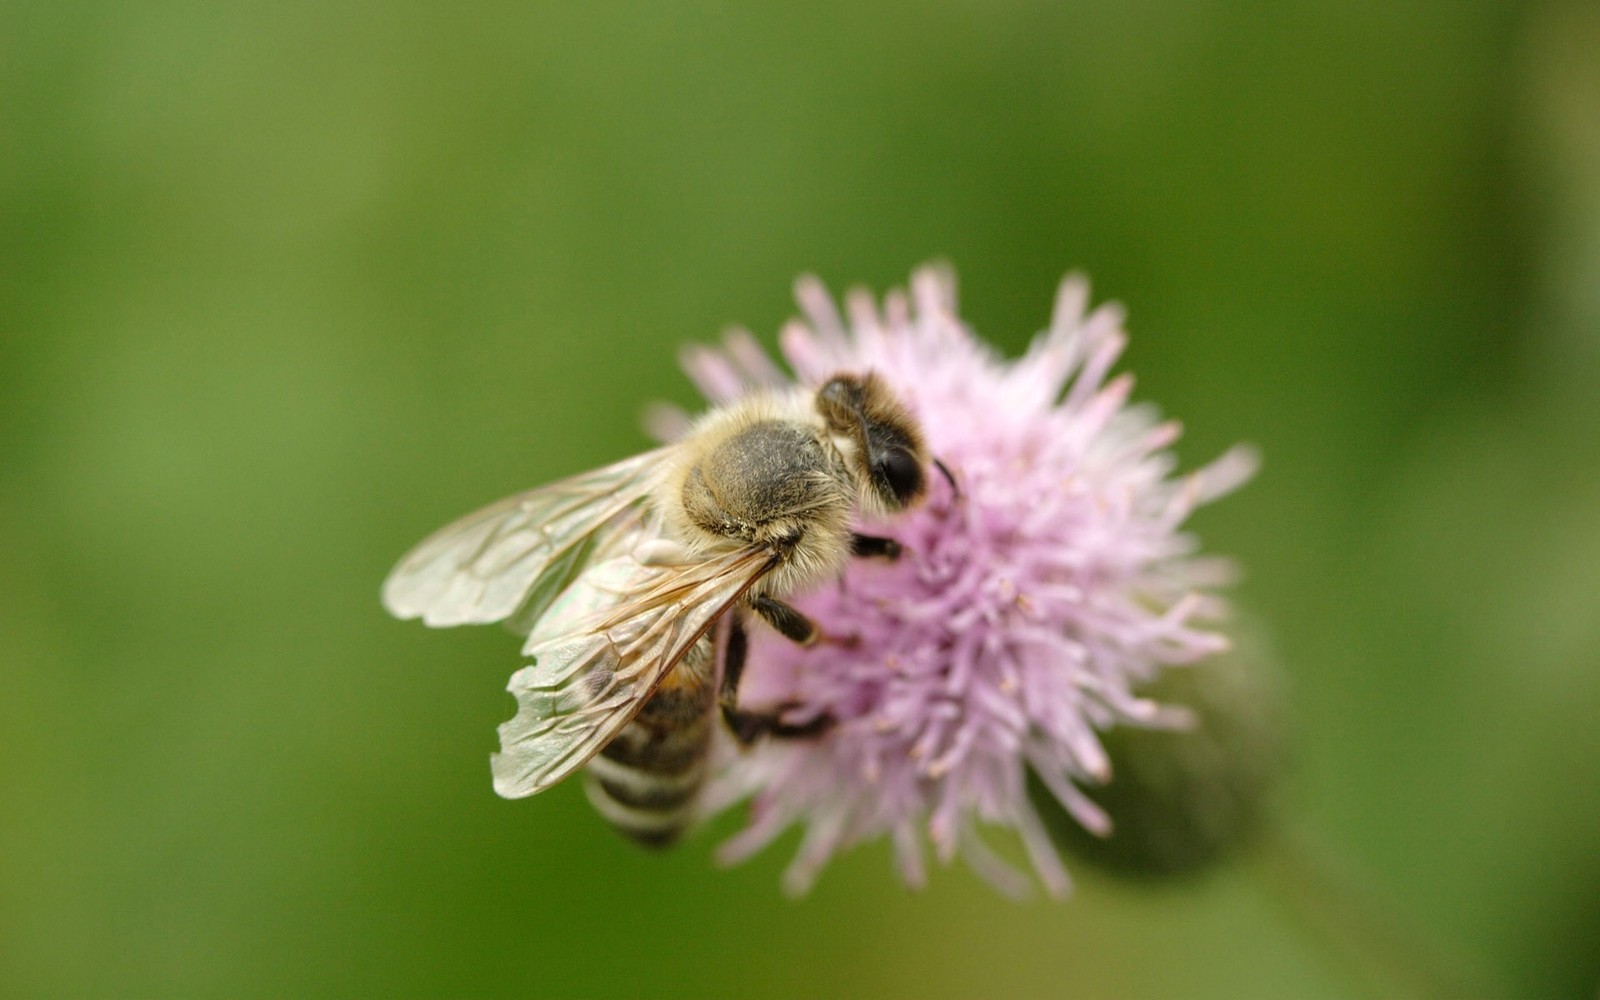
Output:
[{"xmin": 874, "ymin": 447, "xmax": 924, "ymax": 507}]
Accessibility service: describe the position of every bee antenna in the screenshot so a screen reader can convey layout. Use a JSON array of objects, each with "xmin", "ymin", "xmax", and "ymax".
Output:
[{"xmin": 933, "ymin": 457, "xmax": 960, "ymax": 499}]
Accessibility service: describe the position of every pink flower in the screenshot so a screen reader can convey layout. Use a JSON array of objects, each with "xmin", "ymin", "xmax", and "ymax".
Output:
[{"xmin": 672, "ymin": 266, "xmax": 1257, "ymax": 897}]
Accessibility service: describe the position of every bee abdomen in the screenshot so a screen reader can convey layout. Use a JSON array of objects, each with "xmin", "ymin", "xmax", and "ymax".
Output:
[
  {"xmin": 583, "ymin": 652, "xmax": 716, "ymax": 849},
  {"xmin": 583, "ymin": 751, "xmax": 706, "ymax": 848}
]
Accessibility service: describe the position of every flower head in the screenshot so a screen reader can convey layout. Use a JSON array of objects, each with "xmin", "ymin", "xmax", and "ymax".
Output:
[{"xmin": 671, "ymin": 266, "xmax": 1256, "ymax": 897}]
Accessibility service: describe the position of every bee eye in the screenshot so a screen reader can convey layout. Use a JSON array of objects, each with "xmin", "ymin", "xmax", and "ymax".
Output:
[{"xmin": 874, "ymin": 448, "xmax": 924, "ymax": 507}]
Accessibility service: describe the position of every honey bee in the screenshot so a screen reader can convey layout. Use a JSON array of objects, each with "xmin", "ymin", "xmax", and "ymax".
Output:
[{"xmin": 382, "ymin": 372, "xmax": 936, "ymax": 846}]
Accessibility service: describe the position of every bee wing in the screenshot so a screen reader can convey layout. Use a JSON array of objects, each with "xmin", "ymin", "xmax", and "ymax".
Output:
[
  {"xmin": 381, "ymin": 449, "xmax": 668, "ymax": 628},
  {"xmin": 490, "ymin": 545, "xmax": 778, "ymax": 798}
]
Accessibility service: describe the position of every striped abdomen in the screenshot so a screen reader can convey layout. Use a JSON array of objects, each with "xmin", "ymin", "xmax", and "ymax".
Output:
[{"xmin": 582, "ymin": 635, "xmax": 715, "ymax": 847}]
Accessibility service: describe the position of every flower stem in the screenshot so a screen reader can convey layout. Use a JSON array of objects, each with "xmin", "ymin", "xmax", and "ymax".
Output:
[{"xmin": 1251, "ymin": 824, "xmax": 1501, "ymax": 1000}]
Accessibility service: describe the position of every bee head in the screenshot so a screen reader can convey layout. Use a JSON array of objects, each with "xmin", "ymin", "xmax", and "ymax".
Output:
[{"xmin": 816, "ymin": 372, "xmax": 929, "ymax": 513}]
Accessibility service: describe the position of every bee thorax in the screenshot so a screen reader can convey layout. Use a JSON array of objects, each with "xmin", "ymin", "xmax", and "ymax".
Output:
[{"xmin": 663, "ymin": 406, "xmax": 854, "ymax": 594}]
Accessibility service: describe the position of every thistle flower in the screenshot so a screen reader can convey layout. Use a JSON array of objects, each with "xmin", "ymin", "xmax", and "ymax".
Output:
[{"xmin": 670, "ymin": 266, "xmax": 1257, "ymax": 897}]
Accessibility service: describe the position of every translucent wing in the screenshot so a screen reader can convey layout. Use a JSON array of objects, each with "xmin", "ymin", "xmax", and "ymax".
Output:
[
  {"xmin": 490, "ymin": 545, "xmax": 777, "ymax": 798},
  {"xmin": 381, "ymin": 449, "xmax": 667, "ymax": 628}
]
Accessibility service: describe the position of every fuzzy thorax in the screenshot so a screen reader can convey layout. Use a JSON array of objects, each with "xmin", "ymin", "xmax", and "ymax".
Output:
[{"xmin": 651, "ymin": 388, "xmax": 860, "ymax": 598}]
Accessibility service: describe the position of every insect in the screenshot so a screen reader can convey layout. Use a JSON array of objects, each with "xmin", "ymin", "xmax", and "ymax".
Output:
[{"xmin": 381, "ymin": 372, "xmax": 936, "ymax": 846}]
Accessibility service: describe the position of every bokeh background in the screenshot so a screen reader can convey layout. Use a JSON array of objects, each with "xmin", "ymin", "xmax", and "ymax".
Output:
[{"xmin": 4, "ymin": 2, "xmax": 1598, "ymax": 997}]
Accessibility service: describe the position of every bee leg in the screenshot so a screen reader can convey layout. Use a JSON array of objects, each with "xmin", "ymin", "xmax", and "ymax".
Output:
[
  {"xmin": 851, "ymin": 533, "xmax": 902, "ymax": 560},
  {"xmin": 752, "ymin": 593, "xmax": 861, "ymax": 648},
  {"xmin": 750, "ymin": 593, "xmax": 821, "ymax": 646},
  {"xmin": 718, "ymin": 612, "xmax": 757, "ymax": 743},
  {"xmin": 719, "ymin": 612, "xmax": 836, "ymax": 745},
  {"xmin": 760, "ymin": 707, "xmax": 836, "ymax": 739},
  {"xmin": 725, "ymin": 705, "xmax": 836, "ymax": 745}
]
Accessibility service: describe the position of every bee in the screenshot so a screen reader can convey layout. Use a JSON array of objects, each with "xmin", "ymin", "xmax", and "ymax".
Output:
[{"xmin": 381, "ymin": 372, "xmax": 935, "ymax": 846}]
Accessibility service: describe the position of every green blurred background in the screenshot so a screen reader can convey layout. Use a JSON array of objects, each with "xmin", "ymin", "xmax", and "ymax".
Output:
[{"xmin": 4, "ymin": 1, "xmax": 1598, "ymax": 997}]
